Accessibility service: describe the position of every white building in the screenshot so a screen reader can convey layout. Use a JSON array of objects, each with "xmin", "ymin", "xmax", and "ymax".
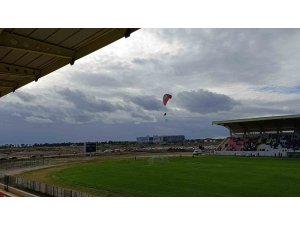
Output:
[{"xmin": 137, "ymin": 135, "xmax": 185, "ymax": 144}]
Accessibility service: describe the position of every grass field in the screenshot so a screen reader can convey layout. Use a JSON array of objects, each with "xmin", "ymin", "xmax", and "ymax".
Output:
[{"xmin": 18, "ymin": 156, "xmax": 300, "ymax": 196}]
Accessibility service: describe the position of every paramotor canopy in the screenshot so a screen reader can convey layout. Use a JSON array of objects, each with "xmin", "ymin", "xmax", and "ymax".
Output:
[{"xmin": 163, "ymin": 94, "xmax": 172, "ymax": 106}]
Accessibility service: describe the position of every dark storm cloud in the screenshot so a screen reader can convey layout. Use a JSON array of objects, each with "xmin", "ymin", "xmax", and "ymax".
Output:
[
  {"xmin": 256, "ymin": 85, "xmax": 300, "ymax": 94},
  {"xmin": 176, "ymin": 89, "xmax": 239, "ymax": 114},
  {"xmin": 61, "ymin": 110, "xmax": 95, "ymax": 124},
  {"xmin": 58, "ymin": 88, "xmax": 123, "ymax": 113},
  {"xmin": 215, "ymin": 105, "xmax": 297, "ymax": 122},
  {"xmin": 66, "ymin": 68, "xmax": 142, "ymax": 96},
  {"xmin": 130, "ymin": 112, "xmax": 154, "ymax": 122},
  {"xmin": 61, "ymin": 29, "xmax": 300, "ymax": 97},
  {"xmin": 152, "ymin": 29, "xmax": 300, "ymax": 86},
  {"xmin": 0, "ymin": 100, "xmax": 62, "ymax": 124},
  {"xmin": 1, "ymin": 89, "xmax": 127, "ymax": 125},
  {"xmin": 24, "ymin": 116, "xmax": 53, "ymax": 124},
  {"xmin": 128, "ymin": 95, "xmax": 164, "ymax": 111}
]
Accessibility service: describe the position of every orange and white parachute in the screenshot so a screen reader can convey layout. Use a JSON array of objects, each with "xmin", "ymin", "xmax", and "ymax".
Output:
[{"xmin": 163, "ymin": 94, "xmax": 172, "ymax": 106}]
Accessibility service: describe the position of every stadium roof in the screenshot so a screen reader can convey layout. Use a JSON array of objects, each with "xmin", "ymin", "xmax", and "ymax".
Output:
[
  {"xmin": 0, "ymin": 28, "xmax": 138, "ymax": 98},
  {"xmin": 212, "ymin": 114, "xmax": 300, "ymax": 133}
]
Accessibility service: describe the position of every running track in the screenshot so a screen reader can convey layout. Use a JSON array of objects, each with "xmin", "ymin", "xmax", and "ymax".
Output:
[{"xmin": 0, "ymin": 191, "xmax": 10, "ymax": 197}]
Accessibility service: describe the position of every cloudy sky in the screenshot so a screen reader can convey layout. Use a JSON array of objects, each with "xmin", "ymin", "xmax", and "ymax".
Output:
[{"xmin": 2, "ymin": 29, "xmax": 300, "ymax": 144}]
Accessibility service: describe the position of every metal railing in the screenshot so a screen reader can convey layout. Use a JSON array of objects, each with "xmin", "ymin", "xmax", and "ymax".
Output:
[{"xmin": 1, "ymin": 175, "xmax": 93, "ymax": 197}]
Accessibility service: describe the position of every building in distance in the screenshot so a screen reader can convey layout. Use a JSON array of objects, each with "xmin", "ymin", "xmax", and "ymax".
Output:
[{"xmin": 137, "ymin": 135, "xmax": 185, "ymax": 144}]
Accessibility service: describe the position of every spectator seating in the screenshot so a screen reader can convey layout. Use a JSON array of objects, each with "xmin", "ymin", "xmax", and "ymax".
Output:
[{"xmin": 217, "ymin": 133, "xmax": 300, "ymax": 152}]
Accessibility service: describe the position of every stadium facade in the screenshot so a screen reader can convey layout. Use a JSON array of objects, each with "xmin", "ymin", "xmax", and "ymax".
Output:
[
  {"xmin": 213, "ymin": 114, "xmax": 300, "ymax": 157},
  {"xmin": 137, "ymin": 135, "xmax": 185, "ymax": 144}
]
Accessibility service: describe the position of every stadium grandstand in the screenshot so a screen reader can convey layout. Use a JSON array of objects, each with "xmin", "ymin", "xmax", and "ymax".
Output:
[
  {"xmin": 0, "ymin": 28, "xmax": 138, "ymax": 98},
  {"xmin": 213, "ymin": 114, "xmax": 300, "ymax": 157}
]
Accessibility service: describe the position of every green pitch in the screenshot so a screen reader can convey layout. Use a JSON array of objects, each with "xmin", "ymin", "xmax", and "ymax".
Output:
[{"xmin": 20, "ymin": 156, "xmax": 300, "ymax": 196}]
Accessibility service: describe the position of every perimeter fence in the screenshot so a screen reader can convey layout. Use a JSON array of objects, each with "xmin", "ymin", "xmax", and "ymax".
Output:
[{"xmin": 1, "ymin": 175, "xmax": 93, "ymax": 197}]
